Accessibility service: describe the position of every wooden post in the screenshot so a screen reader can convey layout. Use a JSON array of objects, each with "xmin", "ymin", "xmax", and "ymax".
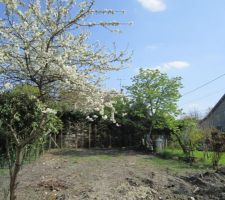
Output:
[
  {"xmin": 88, "ymin": 124, "xmax": 91, "ymax": 149},
  {"xmin": 54, "ymin": 134, "xmax": 57, "ymax": 148},
  {"xmin": 48, "ymin": 134, "xmax": 52, "ymax": 150},
  {"xmin": 75, "ymin": 134, "xmax": 78, "ymax": 149},
  {"xmin": 60, "ymin": 131, "xmax": 63, "ymax": 148},
  {"xmin": 165, "ymin": 138, "xmax": 168, "ymax": 148},
  {"xmin": 94, "ymin": 124, "xmax": 97, "ymax": 147},
  {"xmin": 109, "ymin": 134, "xmax": 112, "ymax": 148},
  {"xmin": 81, "ymin": 123, "xmax": 84, "ymax": 148},
  {"xmin": 99, "ymin": 128, "xmax": 102, "ymax": 148}
]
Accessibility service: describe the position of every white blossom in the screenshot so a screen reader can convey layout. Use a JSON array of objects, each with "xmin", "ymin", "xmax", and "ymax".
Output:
[
  {"xmin": 94, "ymin": 108, "xmax": 100, "ymax": 112},
  {"xmin": 42, "ymin": 108, "xmax": 57, "ymax": 114},
  {"xmin": 99, "ymin": 107, "xmax": 104, "ymax": 116},
  {"xmin": 4, "ymin": 82, "xmax": 13, "ymax": 90},
  {"xmin": 86, "ymin": 116, "xmax": 94, "ymax": 122},
  {"xmin": 102, "ymin": 115, "xmax": 108, "ymax": 120},
  {"xmin": 0, "ymin": 0, "xmax": 129, "ymax": 104}
]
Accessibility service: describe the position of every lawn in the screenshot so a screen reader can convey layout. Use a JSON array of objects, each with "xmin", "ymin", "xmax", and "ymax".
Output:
[
  {"xmin": 155, "ymin": 148, "xmax": 225, "ymax": 169},
  {"xmin": 0, "ymin": 168, "xmax": 8, "ymax": 176}
]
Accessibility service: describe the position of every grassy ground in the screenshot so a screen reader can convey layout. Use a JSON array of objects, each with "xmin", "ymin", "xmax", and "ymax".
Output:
[
  {"xmin": 55, "ymin": 149, "xmax": 205, "ymax": 173},
  {"xmin": 0, "ymin": 168, "xmax": 8, "ymax": 176},
  {"xmin": 0, "ymin": 148, "xmax": 221, "ymax": 178},
  {"xmin": 154, "ymin": 148, "xmax": 225, "ymax": 171},
  {"xmin": 54, "ymin": 148, "xmax": 218, "ymax": 173}
]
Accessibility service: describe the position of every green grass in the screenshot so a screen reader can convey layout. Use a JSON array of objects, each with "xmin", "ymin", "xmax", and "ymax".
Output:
[
  {"xmin": 142, "ymin": 148, "xmax": 225, "ymax": 173},
  {"xmin": 141, "ymin": 156, "xmax": 211, "ymax": 173},
  {"xmin": 162, "ymin": 148, "xmax": 225, "ymax": 165},
  {"xmin": 64, "ymin": 154, "xmax": 115, "ymax": 162},
  {"xmin": 52, "ymin": 149, "xmax": 120, "ymax": 162},
  {"xmin": 0, "ymin": 168, "xmax": 9, "ymax": 176}
]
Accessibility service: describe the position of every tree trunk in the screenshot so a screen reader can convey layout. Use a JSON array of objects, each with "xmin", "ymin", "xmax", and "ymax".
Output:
[
  {"xmin": 37, "ymin": 85, "xmax": 46, "ymax": 103},
  {"xmin": 9, "ymin": 147, "xmax": 23, "ymax": 200},
  {"xmin": 173, "ymin": 132, "xmax": 188, "ymax": 155},
  {"xmin": 146, "ymin": 125, "xmax": 153, "ymax": 149},
  {"xmin": 54, "ymin": 134, "xmax": 57, "ymax": 148}
]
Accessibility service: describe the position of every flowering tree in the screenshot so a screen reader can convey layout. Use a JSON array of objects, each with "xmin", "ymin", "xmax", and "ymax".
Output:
[
  {"xmin": 0, "ymin": 0, "xmax": 130, "ymax": 101},
  {"xmin": 0, "ymin": 92, "xmax": 62, "ymax": 200}
]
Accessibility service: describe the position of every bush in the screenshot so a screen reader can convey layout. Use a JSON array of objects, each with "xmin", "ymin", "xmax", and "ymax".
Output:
[{"xmin": 0, "ymin": 92, "xmax": 62, "ymax": 200}]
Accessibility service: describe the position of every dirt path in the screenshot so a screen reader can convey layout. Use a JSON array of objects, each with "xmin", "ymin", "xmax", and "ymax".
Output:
[{"xmin": 1, "ymin": 149, "xmax": 225, "ymax": 200}]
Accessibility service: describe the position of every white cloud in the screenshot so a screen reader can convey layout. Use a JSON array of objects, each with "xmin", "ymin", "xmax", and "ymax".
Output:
[
  {"xmin": 156, "ymin": 61, "xmax": 190, "ymax": 71},
  {"xmin": 137, "ymin": 0, "xmax": 166, "ymax": 12}
]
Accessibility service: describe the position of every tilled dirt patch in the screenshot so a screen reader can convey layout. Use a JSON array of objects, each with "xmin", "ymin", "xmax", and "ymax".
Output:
[
  {"xmin": 179, "ymin": 170, "xmax": 225, "ymax": 200},
  {"xmin": 1, "ymin": 149, "xmax": 225, "ymax": 200}
]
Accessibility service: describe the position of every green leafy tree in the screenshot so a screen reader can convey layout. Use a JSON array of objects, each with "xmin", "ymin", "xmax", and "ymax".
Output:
[
  {"xmin": 0, "ymin": 92, "xmax": 62, "ymax": 200},
  {"xmin": 171, "ymin": 117, "xmax": 203, "ymax": 163},
  {"xmin": 11, "ymin": 84, "xmax": 40, "ymax": 97},
  {"xmin": 126, "ymin": 69, "xmax": 182, "ymax": 147}
]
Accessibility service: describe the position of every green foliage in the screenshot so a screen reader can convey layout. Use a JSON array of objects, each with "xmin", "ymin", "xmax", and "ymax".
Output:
[
  {"xmin": 12, "ymin": 84, "xmax": 40, "ymax": 97},
  {"xmin": 127, "ymin": 68, "xmax": 182, "ymax": 119},
  {"xmin": 0, "ymin": 92, "xmax": 62, "ymax": 146},
  {"xmin": 0, "ymin": 92, "xmax": 62, "ymax": 166},
  {"xmin": 111, "ymin": 96, "xmax": 130, "ymax": 124},
  {"xmin": 0, "ymin": 92, "xmax": 63, "ymax": 200},
  {"xmin": 157, "ymin": 147, "xmax": 225, "ymax": 171},
  {"xmin": 180, "ymin": 118, "xmax": 203, "ymax": 146},
  {"xmin": 150, "ymin": 148, "xmax": 216, "ymax": 172},
  {"xmin": 172, "ymin": 117, "xmax": 203, "ymax": 162},
  {"xmin": 126, "ymin": 68, "xmax": 182, "ymax": 140},
  {"xmin": 59, "ymin": 110, "xmax": 86, "ymax": 123}
]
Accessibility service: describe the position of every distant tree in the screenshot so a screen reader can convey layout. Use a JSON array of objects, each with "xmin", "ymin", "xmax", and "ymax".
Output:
[
  {"xmin": 126, "ymin": 69, "xmax": 182, "ymax": 147},
  {"xmin": 171, "ymin": 117, "xmax": 203, "ymax": 163},
  {"xmin": 0, "ymin": 92, "xmax": 62, "ymax": 200},
  {"xmin": 188, "ymin": 109, "xmax": 202, "ymax": 120}
]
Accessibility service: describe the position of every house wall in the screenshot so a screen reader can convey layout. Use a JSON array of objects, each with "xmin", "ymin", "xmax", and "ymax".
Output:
[{"xmin": 201, "ymin": 98, "xmax": 225, "ymax": 131}]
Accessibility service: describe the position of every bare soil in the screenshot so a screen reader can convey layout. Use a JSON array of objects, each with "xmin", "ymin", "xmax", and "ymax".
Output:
[{"xmin": 1, "ymin": 149, "xmax": 225, "ymax": 200}]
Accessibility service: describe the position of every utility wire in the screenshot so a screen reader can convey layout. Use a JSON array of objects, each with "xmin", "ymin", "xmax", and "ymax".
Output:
[
  {"xmin": 182, "ymin": 73, "xmax": 225, "ymax": 97},
  {"xmin": 181, "ymin": 87, "xmax": 225, "ymax": 107}
]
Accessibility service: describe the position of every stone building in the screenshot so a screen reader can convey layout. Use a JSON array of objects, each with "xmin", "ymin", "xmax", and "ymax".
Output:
[{"xmin": 200, "ymin": 94, "xmax": 225, "ymax": 131}]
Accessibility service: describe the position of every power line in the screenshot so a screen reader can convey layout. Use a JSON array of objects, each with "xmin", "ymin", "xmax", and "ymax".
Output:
[
  {"xmin": 182, "ymin": 73, "xmax": 225, "ymax": 97},
  {"xmin": 181, "ymin": 87, "xmax": 225, "ymax": 107}
]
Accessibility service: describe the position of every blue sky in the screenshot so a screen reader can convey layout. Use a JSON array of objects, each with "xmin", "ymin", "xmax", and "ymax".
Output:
[
  {"xmin": 1, "ymin": 0, "xmax": 225, "ymax": 117},
  {"xmin": 91, "ymin": 0, "xmax": 225, "ymax": 117}
]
